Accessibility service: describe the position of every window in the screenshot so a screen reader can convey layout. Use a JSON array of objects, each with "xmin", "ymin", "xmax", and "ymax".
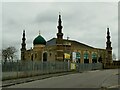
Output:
[
  {"xmin": 84, "ymin": 52, "xmax": 89, "ymax": 59},
  {"xmin": 92, "ymin": 53, "xmax": 97, "ymax": 59},
  {"xmin": 92, "ymin": 53, "xmax": 97, "ymax": 63},
  {"xmin": 35, "ymin": 53, "xmax": 37, "ymax": 59},
  {"xmin": 49, "ymin": 53, "xmax": 52, "ymax": 57},
  {"xmin": 84, "ymin": 52, "xmax": 89, "ymax": 63}
]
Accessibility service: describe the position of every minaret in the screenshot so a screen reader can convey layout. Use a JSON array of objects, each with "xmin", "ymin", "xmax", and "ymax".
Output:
[
  {"xmin": 57, "ymin": 12, "xmax": 63, "ymax": 39},
  {"xmin": 21, "ymin": 30, "xmax": 26, "ymax": 60},
  {"xmin": 106, "ymin": 27, "xmax": 112, "ymax": 63},
  {"xmin": 56, "ymin": 13, "xmax": 64, "ymax": 61},
  {"xmin": 106, "ymin": 27, "xmax": 112, "ymax": 49}
]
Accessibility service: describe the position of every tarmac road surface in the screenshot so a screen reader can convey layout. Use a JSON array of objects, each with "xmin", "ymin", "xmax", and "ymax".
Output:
[{"xmin": 5, "ymin": 69, "xmax": 119, "ymax": 88}]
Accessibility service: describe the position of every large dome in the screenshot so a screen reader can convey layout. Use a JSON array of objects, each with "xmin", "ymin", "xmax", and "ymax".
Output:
[{"xmin": 33, "ymin": 35, "xmax": 46, "ymax": 45}]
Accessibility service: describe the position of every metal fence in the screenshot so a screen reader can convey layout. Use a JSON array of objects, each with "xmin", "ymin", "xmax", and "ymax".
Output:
[
  {"xmin": 2, "ymin": 61, "xmax": 70, "ymax": 72},
  {"xmin": 76, "ymin": 63, "xmax": 103, "ymax": 72},
  {"xmin": 2, "ymin": 61, "xmax": 103, "ymax": 80},
  {"xmin": 2, "ymin": 61, "xmax": 70, "ymax": 80},
  {"xmin": 104, "ymin": 63, "xmax": 120, "ymax": 69}
]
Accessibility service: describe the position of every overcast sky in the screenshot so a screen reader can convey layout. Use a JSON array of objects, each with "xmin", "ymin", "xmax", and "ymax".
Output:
[{"xmin": 2, "ymin": 2, "xmax": 118, "ymax": 60}]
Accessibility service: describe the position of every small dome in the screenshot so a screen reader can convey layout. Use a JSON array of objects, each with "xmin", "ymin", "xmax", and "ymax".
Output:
[{"xmin": 33, "ymin": 35, "xmax": 46, "ymax": 45}]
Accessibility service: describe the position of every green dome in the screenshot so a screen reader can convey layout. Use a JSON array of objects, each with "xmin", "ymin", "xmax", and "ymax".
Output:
[{"xmin": 33, "ymin": 35, "xmax": 46, "ymax": 45}]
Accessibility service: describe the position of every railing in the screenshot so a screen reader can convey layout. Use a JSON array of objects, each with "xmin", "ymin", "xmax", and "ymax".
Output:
[
  {"xmin": 2, "ymin": 61, "xmax": 103, "ymax": 80},
  {"xmin": 2, "ymin": 61, "xmax": 70, "ymax": 80},
  {"xmin": 76, "ymin": 63, "xmax": 103, "ymax": 72},
  {"xmin": 104, "ymin": 63, "xmax": 120, "ymax": 69}
]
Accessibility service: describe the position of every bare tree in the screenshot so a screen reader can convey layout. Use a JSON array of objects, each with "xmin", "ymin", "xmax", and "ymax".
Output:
[
  {"xmin": 2, "ymin": 46, "xmax": 17, "ymax": 63},
  {"xmin": 112, "ymin": 53, "xmax": 116, "ymax": 61}
]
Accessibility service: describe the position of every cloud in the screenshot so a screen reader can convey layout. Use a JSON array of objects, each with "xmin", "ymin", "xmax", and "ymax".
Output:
[
  {"xmin": 34, "ymin": 11, "xmax": 57, "ymax": 24},
  {"xmin": 2, "ymin": 2, "xmax": 118, "ymax": 59},
  {"xmin": 2, "ymin": 0, "xmax": 119, "ymax": 2}
]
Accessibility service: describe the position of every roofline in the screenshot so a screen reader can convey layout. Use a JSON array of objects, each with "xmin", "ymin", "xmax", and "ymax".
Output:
[
  {"xmin": 47, "ymin": 38, "xmax": 95, "ymax": 49},
  {"xmin": 94, "ymin": 48, "xmax": 106, "ymax": 50},
  {"xmin": 47, "ymin": 38, "xmax": 56, "ymax": 42},
  {"xmin": 47, "ymin": 38, "xmax": 105, "ymax": 50}
]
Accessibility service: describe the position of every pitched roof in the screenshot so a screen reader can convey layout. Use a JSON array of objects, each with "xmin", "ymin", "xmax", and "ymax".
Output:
[{"xmin": 46, "ymin": 38, "xmax": 94, "ymax": 49}]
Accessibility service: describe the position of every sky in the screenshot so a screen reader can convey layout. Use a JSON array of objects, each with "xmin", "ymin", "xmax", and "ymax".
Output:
[{"xmin": 1, "ymin": 1, "xmax": 119, "ymax": 60}]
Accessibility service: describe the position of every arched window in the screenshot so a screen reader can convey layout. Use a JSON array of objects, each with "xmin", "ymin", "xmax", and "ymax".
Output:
[
  {"xmin": 49, "ymin": 53, "xmax": 52, "ymax": 57},
  {"xmin": 92, "ymin": 53, "xmax": 97, "ymax": 63},
  {"xmin": 84, "ymin": 52, "xmax": 89, "ymax": 59},
  {"xmin": 84, "ymin": 52, "xmax": 89, "ymax": 63},
  {"xmin": 76, "ymin": 52, "xmax": 80, "ymax": 63}
]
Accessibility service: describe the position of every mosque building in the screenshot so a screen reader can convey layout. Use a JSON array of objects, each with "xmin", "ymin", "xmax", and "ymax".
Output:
[{"xmin": 21, "ymin": 14, "xmax": 112, "ymax": 64}]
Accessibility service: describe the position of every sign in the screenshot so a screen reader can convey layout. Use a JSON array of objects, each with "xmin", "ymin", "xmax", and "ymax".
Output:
[
  {"xmin": 72, "ymin": 52, "xmax": 76, "ymax": 62},
  {"xmin": 70, "ymin": 63, "xmax": 76, "ymax": 70},
  {"xmin": 64, "ymin": 53, "xmax": 70, "ymax": 60}
]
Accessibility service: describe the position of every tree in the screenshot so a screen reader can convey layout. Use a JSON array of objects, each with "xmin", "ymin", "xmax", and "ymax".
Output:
[
  {"xmin": 112, "ymin": 53, "xmax": 116, "ymax": 61},
  {"xmin": 2, "ymin": 46, "xmax": 17, "ymax": 63}
]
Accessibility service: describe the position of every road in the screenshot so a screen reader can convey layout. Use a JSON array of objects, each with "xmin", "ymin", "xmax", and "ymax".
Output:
[{"xmin": 5, "ymin": 69, "xmax": 119, "ymax": 88}]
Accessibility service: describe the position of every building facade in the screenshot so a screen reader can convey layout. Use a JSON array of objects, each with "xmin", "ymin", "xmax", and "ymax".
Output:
[{"xmin": 21, "ymin": 14, "xmax": 112, "ymax": 64}]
